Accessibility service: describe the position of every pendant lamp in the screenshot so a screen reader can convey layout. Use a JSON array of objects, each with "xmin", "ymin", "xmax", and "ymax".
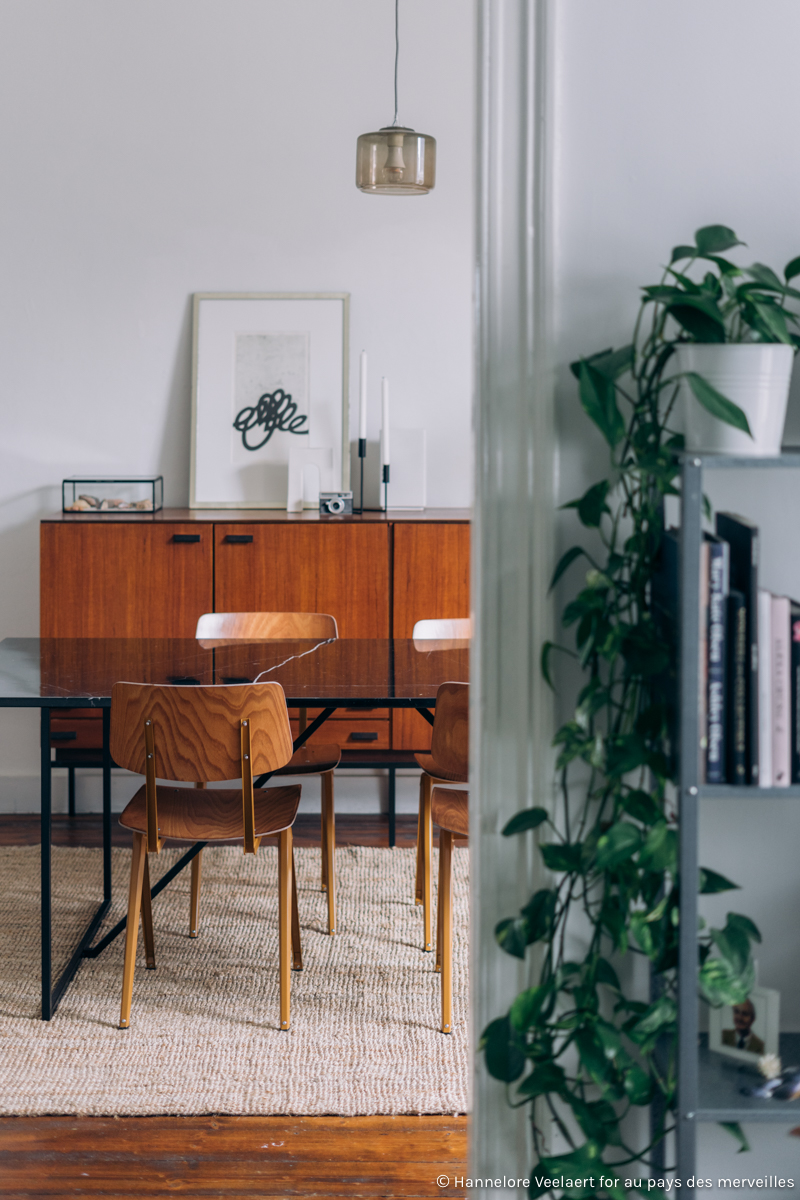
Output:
[{"xmin": 356, "ymin": 0, "xmax": 436, "ymax": 195}]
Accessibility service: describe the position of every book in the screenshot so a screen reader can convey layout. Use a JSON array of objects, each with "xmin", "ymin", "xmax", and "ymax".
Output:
[
  {"xmin": 757, "ymin": 589, "xmax": 773, "ymax": 788},
  {"xmin": 698, "ymin": 540, "xmax": 710, "ymax": 783},
  {"xmin": 727, "ymin": 589, "xmax": 747, "ymax": 785},
  {"xmin": 772, "ymin": 594, "xmax": 791, "ymax": 787},
  {"xmin": 716, "ymin": 513, "xmax": 760, "ymax": 784},
  {"xmin": 706, "ymin": 536, "xmax": 729, "ymax": 783},
  {"xmin": 651, "ymin": 528, "xmax": 679, "ymax": 772},
  {"xmin": 792, "ymin": 602, "xmax": 800, "ymax": 784}
]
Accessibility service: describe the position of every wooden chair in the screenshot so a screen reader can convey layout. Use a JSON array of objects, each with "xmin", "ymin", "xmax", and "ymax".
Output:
[
  {"xmin": 427, "ymin": 681, "xmax": 469, "ymax": 1034},
  {"xmin": 411, "ymin": 620, "xmax": 470, "ymax": 952},
  {"xmin": 195, "ymin": 612, "xmax": 341, "ymax": 936},
  {"xmin": 110, "ymin": 681, "xmax": 302, "ymax": 1031}
]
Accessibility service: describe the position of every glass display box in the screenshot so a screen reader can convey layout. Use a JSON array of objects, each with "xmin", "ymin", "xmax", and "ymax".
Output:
[{"xmin": 62, "ymin": 476, "xmax": 164, "ymax": 514}]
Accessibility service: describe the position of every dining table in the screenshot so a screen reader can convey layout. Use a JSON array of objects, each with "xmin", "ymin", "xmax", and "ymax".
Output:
[{"xmin": 0, "ymin": 635, "xmax": 469, "ymax": 1019}]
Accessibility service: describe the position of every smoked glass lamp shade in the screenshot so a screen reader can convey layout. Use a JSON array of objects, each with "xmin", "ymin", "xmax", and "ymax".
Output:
[{"xmin": 356, "ymin": 126, "xmax": 436, "ymax": 195}]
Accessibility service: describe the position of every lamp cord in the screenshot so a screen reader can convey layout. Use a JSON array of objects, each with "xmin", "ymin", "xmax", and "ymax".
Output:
[{"xmin": 392, "ymin": 0, "xmax": 399, "ymax": 126}]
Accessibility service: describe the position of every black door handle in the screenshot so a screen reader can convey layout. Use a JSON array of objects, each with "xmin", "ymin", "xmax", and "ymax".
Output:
[
  {"xmin": 224, "ymin": 534, "xmax": 254, "ymax": 543},
  {"xmin": 172, "ymin": 534, "xmax": 201, "ymax": 543},
  {"xmin": 349, "ymin": 731, "xmax": 379, "ymax": 742},
  {"xmin": 51, "ymin": 731, "xmax": 77, "ymax": 741}
]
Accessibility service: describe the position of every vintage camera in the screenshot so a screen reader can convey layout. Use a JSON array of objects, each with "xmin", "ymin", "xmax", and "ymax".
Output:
[{"xmin": 319, "ymin": 491, "xmax": 353, "ymax": 515}]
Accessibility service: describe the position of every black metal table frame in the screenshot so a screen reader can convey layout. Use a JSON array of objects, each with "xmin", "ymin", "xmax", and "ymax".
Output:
[{"xmin": 36, "ymin": 695, "xmax": 435, "ymax": 1019}]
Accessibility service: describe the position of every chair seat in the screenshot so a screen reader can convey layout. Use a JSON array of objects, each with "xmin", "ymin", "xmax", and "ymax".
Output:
[
  {"xmin": 119, "ymin": 783, "xmax": 301, "ymax": 841},
  {"xmin": 431, "ymin": 788, "xmax": 469, "ymax": 837},
  {"xmin": 415, "ymin": 753, "xmax": 468, "ymax": 784},
  {"xmin": 273, "ymin": 744, "xmax": 341, "ymax": 775}
]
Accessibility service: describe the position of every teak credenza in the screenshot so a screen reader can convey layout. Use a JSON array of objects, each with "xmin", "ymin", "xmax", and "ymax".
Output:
[{"xmin": 39, "ymin": 508, "xmax": 471, "ymax": 754}]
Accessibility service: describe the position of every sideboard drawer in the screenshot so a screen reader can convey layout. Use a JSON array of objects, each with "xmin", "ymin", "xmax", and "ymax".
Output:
[
  {"xmin": 50, "ymin": 715, "xmax": 104, "ymax": 750},
  {"xmin": 290, "ymin": 717, "xmax": 390, "ymax": 751}
]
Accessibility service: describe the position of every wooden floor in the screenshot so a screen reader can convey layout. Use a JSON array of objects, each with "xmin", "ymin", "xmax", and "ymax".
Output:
[{"xmin": 0, "ymin": 815, "xmax": 468, "ymax": 1199}]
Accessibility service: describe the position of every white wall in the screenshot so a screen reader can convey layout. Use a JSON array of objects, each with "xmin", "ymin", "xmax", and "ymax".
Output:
[
  {"xmin": 0, "ymin": 0, "xmax": 475, "ymax": 806},
  {"xmin": 551, "ymin": 0, "xmax": 800, "ymax": 1183}
]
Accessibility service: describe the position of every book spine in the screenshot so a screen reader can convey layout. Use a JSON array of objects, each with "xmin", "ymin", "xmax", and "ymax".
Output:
[
  {"xmin": 749, "ymin": 535, "xmax": 760, "ymax": 785},
  {"xmin": 758, "ymin": 589, "xmax": 773, "ymax": 788},
  {"xmin": 772, "ymin": 595, "xmax": 791, "ymax": 786},
  {"xmin": 707, "ymin": 541, "xmax": 729, "ymax": 783},
  {"xmin": 792, "ymin": 605, "xmax": 800, "ymax": 784},
  {"xmin": 727, "ymin": 591, "xmax": 747, "ymax": 784},
  {"xmin": 698, "ymin": 541, "xmax": 710, "ymax": 784}
]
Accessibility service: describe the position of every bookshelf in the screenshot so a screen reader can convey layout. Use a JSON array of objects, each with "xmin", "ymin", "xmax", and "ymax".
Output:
[{"xmin": 678, "ymin": 453, "xmax": 800, "ymax": 1175}]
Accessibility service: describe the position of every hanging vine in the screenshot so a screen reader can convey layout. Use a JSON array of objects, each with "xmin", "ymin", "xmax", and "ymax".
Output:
[{"xmin": 481, "ymin": 225, "xmax": 800, "ymax": 1197}]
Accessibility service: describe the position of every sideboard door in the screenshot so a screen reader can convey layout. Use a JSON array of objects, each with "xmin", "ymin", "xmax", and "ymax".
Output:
[
  {"xmin": 392, "ymin": 522, "xmax": 471, "ymax": 750},
  {"xmin": 213, "ymin": 523, "xmax": 391, "ymax": 638},
  {"xmin": 40, "ymin": 523, "xmax": 213, "ymax": 637}
]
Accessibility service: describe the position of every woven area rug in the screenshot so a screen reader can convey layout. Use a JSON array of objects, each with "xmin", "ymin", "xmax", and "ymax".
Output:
[{"xmin": 0, "ymin": 844, "xmax": 469, "ymax": 1116}]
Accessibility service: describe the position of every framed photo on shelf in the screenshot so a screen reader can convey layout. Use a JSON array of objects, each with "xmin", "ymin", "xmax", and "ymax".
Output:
[
  {"xmin": 190, "ymin": 292, "xmax": 350, "ymax": 508},
  {"xmin": 708, "ymin": 985, "xmax": 780, "ymax": 1064}
]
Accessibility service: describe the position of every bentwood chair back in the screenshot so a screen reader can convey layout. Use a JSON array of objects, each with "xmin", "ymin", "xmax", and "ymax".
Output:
[
  {"xmin": 196, "ymin": 611, "xmax": 338, "ymax": 642},
  {"xmin": 428, "ymin": 681, "xmax": 469, "ymax": 1035},
  {"xmin": 194, "ymin": 611, "xmax": 342, "ymax": 937},
  {"xmin": 110, "ymin": 681, "xmax": 302, "ymax": 1031},
  {"xmin": 411, "ymin": 612, "xmax": 470, "ymax": 951}
]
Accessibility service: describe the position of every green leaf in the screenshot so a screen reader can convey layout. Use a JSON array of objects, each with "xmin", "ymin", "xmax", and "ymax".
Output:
[
  {"xmin": 522, "ymin": 889, "xmax": 558, "ymax": 943},
  {"xmin": 624, "ymin": 1064, "xmax": 654, "ymax": 1105},
  {"xmin": 671, "ymin": 244, "xmax": 697, "ymax": 263},
  {"xmin": 726, "ymin": 912, "xmax": 762, "ymax": 943},
  {"xmin": 623, "ymin": 789, "xmax": 661, "ymax": 824},
  {"xmin": 720, "ymin": 1121, "xmax": 750, "ymax": 1153},
  {"xmin": 509, "ymin": 983, "xmax": 552, "ymax": 1033},
  {"xmin": 595, "ymin": 822, "xmax": 642, "ymax": 870},
  {"xmin": 577, "ymin": 360, "xmax": 625, "ymax": 447},
  {"xmin": 541, "ymin": 842, "xmax": 583, "ymax": 873},
  {"xmin": 480, "ymin": 1015, "xmax": 525, "ymax": 1082},
  {"xmin": 685, "ymin": 371, "xmax": 752, "ymax": 435},
  {"xmin": 695, "ymin": 224, "xmax": 744, "ymax": 255},
  {"xmin": 574, "ymin": 1028, "xmax": 612, "ymax": 1084},
  {"xmin": 667, "ymin": 297, "xmax": 726, "ymax": 342},
  {"xmin": 620, "ymin": 621, "xmax": 670, "ymax": 677},
  {"xmin": 595, "ymin": 957, "xmax": 621, "ymax": 990},
  {"xmin": 502, "ymin": 807, "xmax": 548, "ymax": 837},
  {"xmin": 591, "ymin": 343, "xmax": 634, "ymax": 380},
  {"xmin": 698, "ymin": 954, "xmax": 755, "ymax": 1007},
  {"xmin": 630, "ymin": 911, "xmax": 656, "ymax": 958},
  {"xmin": 549, "ymin": 545, "xmax": 591, "ymax": 592},
  {"xmin": 540, "ymin": 640, "xmax": 577, "ymax": 689},
  {"xmin": 534, "ymin": 1143, "xmax": 607, "ymax": 1200},
  {"xmin": 746, "ymin": 298, "xmax": 794, "ymax": 344},
  {"xmin": 785, "ymin": 255, "xmax": 800, "ymax": 282},
  {"xmin": 562, "ymin": 479, "xmax": 611, "ymax": 528},
  {"xmin": 629, "ymin": 995, "xmax": 677, "ymax": 1041},
  {"xmin": 638, "ymin": 821, "xmax": 677, "ymax": 874},
  {"xmin": 699, "ymin": 867, "xmax": 740, "ymax": 894},
  {"xmin": 745, "ymin": 262, "xmax": 785, "ymax": 290},
  {"xmin": 494, "ymin": 916, "xmax": 529, "ymax": 960},
  {"xmin": 516, "ymin": 1060, "xmax": 566, "ymax": 1097}
]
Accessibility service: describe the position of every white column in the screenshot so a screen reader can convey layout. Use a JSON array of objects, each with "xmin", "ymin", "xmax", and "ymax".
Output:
[{"xmin": 471, "ymin": 1, "xmax": 555, "ymax": 1194}]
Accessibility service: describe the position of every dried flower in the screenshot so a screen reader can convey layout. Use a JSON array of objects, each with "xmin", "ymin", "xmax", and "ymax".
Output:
[{"xmin": 758, "ymin": 1053, "xmax": 782, "ymax": 1080}]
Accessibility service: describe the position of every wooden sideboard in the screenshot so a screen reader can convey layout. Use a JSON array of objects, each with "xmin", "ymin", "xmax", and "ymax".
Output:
[{"xmin": 40, "ymin": 508, "xmax": 470, "ymax": 752}]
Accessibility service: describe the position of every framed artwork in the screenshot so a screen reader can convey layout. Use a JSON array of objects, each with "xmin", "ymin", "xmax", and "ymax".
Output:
[
  {"xmin": 708, "ymin": 985, "xmax": 780, "ymax": 1064},
  {"xmin": 190, "ymin": 293, "xmax": 350, "ymax": 508}
]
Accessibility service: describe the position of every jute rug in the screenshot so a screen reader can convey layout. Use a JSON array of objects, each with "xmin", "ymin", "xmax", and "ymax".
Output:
[{"xmin": 0, "ymin": 844, "xmax": 469, "ymax": 1116}]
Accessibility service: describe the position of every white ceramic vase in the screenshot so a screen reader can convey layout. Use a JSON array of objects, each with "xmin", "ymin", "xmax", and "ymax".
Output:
[{"xmin": 675, "ymin": 342, "xmax": 794, "ymax": 456}]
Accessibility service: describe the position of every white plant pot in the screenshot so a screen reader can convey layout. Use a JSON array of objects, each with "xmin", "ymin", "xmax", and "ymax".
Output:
[{"xmin": 675, "ymin": 343, "xmax": 794, "ymax": 457}]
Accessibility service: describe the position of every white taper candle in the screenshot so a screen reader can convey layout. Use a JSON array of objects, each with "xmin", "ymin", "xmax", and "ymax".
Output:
[
  {"xmin": 381, "ymin": 377, "xmax": 390, "ymax": 465},
  {"xmin": 359, "ymin": 351, "xmax": 368, "ymax": 440}
]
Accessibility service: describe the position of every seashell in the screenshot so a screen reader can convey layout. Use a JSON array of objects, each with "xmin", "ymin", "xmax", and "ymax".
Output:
[
  {"xmin": 66, "ymin": 500, "xmax": 92, "ymax": 511},
  {"xmin": 78, "ymin": 494, "xmax": 100, "ymax": 507},
  {"xmin": 134, "ymin": 499, "xmax": 154, "ymax": 510}
]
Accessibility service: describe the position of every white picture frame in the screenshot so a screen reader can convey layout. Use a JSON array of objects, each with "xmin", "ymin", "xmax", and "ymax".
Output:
[
  {"xmin": 708, "ymin": 985, "xmax": 780, "ymax": 1064},
  {"xmin": 190, "ymin": 292, "xmax": 350, "ymax": 508}
]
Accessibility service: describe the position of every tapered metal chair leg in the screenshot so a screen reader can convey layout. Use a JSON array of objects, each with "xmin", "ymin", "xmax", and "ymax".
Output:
[
  {"xmin": 414, "ymin": 777, "xmax": 425, "ymax": 905},
  {"xmin": 322, "ymin": 770, "xmax": 336, "ymax": 934},
  {"xmin": 435, "ymin": 843, "xmax": 444, "ymax": 974},
  {"xmin": 278, "ymin": 828, "xmax": 292, "ymax": 1030},
  {"xmin": 320, "ymin": 781, "xmax": 328, "ymax": 893},
  {"xmin": 119, "ymin": 832, "xmax": 147, "ymax": 1029},
  {"xmin": 439, "ymin": 829, "xmax": 453, "ymax": 1034},
  {"xmin": 141, "ymin": 851, "xmax": 156, "ymax": 969},
  {"xmin": 291, "ymin": 846, "xmax": 303, "ymax": 970},
  {"xmin": 189, "ymin": 849, "xmax": 202, "ymax": 938},
  {"xmin": 422, "ymin": 776, "xmax": 433, "ymax": 951}
]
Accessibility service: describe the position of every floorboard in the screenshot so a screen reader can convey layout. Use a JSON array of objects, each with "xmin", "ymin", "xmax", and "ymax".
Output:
[
  {"xmin": 0, "ymin": 1115, "xmax": 468, "ymax": 1199},
  {"xmin": 0, "ymin": 818, "xmax": 468, "ymax": 1198}
]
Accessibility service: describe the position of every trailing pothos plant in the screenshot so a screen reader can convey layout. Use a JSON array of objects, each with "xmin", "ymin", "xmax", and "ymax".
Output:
[{"xmin": 479, "ymin": 226, "xmax": 795, "ymax": 1198}]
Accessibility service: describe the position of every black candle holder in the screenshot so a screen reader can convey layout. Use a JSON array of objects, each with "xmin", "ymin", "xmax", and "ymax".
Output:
[
  {"xmin": 356, "ymin": 437, "xmax": 367, "ymax": 515},
  {"xmin": 382, "ymin": 463, "xmax": 390, "ymax": 513}
]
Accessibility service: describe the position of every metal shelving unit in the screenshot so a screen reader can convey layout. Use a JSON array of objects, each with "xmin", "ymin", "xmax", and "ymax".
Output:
[{"xmin": 678, "ymin": 453, "xmax": 800, "ymax": 1178}]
